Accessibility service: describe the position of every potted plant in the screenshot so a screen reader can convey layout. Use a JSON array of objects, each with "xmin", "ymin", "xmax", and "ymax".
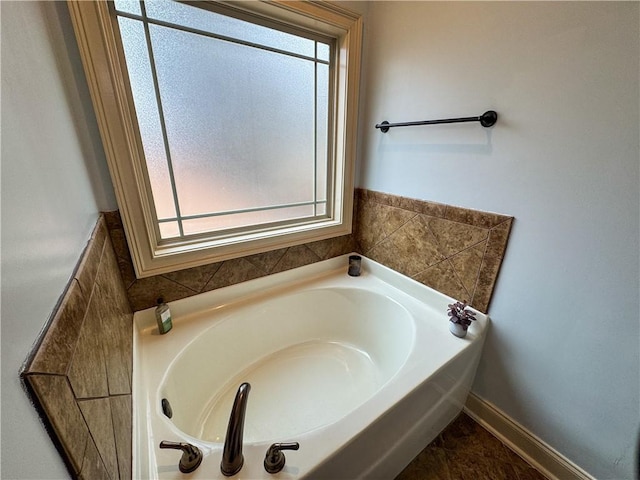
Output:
[{"xmin": 447, "ymin": 300, "xmax": 476, "ymax": 338}]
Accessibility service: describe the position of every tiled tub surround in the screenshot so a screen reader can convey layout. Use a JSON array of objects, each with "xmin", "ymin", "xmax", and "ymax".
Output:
[
  {"xmin": 108, "ymin": 188, "xmax": 512, "ymax": 313},
  {"xmin": 104, "ymin": 211, "xmax": 360, "ymax": 312},
  {"xmin": 355, "ymin": 189, "xmax": 513, "ymax": 313},
  {"xmin": 22, "ymin": 190, "xmax": 513, "ymax": 479},
  {"xmin": 22, "ymin": 216, "xmax": 133, "ymax": 480}
]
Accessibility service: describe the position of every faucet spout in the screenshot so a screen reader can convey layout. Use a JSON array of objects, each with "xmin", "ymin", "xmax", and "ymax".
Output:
[{"xmin": 220, "ymin": 382, "xmax": 251, "ymax": 476}]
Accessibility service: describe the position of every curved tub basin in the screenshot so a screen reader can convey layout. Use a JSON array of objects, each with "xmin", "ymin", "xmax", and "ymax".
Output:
[
  {"xmin": 162, "ymin": 288, "xmax": 415, "ymax": 443},
  {"xmin": 133, "ymin": 254, "xmax": 489, "ymax": 479}
]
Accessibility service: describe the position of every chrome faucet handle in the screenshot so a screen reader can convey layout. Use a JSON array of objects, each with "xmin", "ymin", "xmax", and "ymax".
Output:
[
  {"xmin": 263, "ymin": 442, "xmax": 300, "ymax": 474},
  {"xmin": 159, "ymin": 440, "xmax": 203, "ymax": 473}
]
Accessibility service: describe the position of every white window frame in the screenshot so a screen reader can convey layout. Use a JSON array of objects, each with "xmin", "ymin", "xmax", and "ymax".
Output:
[{"xmin": 67, "ymin": 0, "xmax": 362, "ymax": 278}]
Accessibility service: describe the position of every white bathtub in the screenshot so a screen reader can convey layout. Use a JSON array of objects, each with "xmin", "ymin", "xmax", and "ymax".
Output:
[{"xmin": 133, "ymin": 254, "xmax": 489, "ymax": 479}]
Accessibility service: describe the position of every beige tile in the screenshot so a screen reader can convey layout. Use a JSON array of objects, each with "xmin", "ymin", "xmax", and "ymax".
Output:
[
  {"xmin": 97, "ymin": 237, "xmax": 133, "ymax": 315},
  {"xmin": 110, "ymin": 395, "xmax": 132, "ymax": 480},
  {"xmin": 109, "ymin": 193, "xmax": 512, "ymax": 320},
  {"xmin": 28, "ymin": 279, "xmax": 87, "ymax": 374},
  {"xmin": 472, "ymin": 254, "xmax": 504, "ymax": 313},
  {"xmin": 395, "ymin": 446, "xmax": 451, "ymax": 480},
  {"xmin": 385, "ymin": 192, "xmax": 422, "ymax": 211},
  {"xmin": 356, "ymin": 189, "xmax": 513, "ymax": 316},
  {"xmin": 245, "ymin": 247, "xmax": 288, "ymax": 273},
  {"xmin": 440, "ymin": 413, "xmax": 514, "ymax": 462},
  {"xmin": 68, "ymin": 290, "xmax": 109, "ymax": 399},
  {"xmin": 385, "ymin": 193, "xmax": 419, "ymax": 211},
  {"xmin": 383, "ymin": 204, "xmax": 418, "ymax": 237},
  {"xmin": 356, "ymin": 200, "xmax": 415, "ymax": 253},
  {"xmin": 102, "ymin": 213, "xmax": 136, "ymax": 291},
  {"xmin": 78, "ymin": 398, "xmax": 118, "ymax": 479},
  {"xmin": 365, "ymin": 242, "xmax": 399, "ymax": 274},
  {"xmin": 75, "ymin": 216, "xmax": 107, "ymax": 297},
  {"xmin": 438, "ymin": 412, "xmax": 476, "ymax": 445},
  {"xmin": 444, "ymin": 449, "xmax": 520, "ymax": 480},
  {"xmin": 116, "ymin": 255, "xmax": 137, "ymax": 290},
  {"xmin": 79, "ymin": 435, "xmax": 111, "ymax": 480},
  {"xmin": 109, "ymin": 228, "xmax": 137, "ymax": 292},
  {"xmin": 108, "ymin": 227, "xmax": 132, "ymax": 263},
  {"xmin": 413, "ymin": 260, "xmax": 469, "ymax": 301},
  {"xmin": 94, "ymin": 239, "xmax": 134, "ymax": 393},
  {"xmin": 396, "ymin": 414, "xmax": 547, "ymax": 480},
  {"xmin": 271, "ymin": 245, "xmax": 322, "ymax": 274},
  {"xmin": 414, "ymin": 200, "xmax": 448, "ymax": 218},
  {"xmin": 376, "ymin": 190, "xmax": 448, "ymax": 218},
  {"xmin": 444, "ymin": 205, "xmax": 511, "ymax": 229},
  {"xmin": 425, "ymin": 216, "xmax": 488, "ymax": 258},
  {"xmin": 27, "ymin": 374, "xmax": 89, "ymax": 474},
  {"xmin": 305, "ymin": 234, "xmax": 358, "ymax": 260},
  {"xmin": 103, "ymin": 210, "xmax": 123, "ymax": 231},
  {"xmin": 355, "ymin": 200, "xmax": 381, "ymax": 252},
  {"xmin": 127, "ymin": 275, "xmax": 195, "ymax": 311},
  {"xmin": 90, "ymin": 282, "xmax": 132, "ymax": 395},
  {"xmin": 162, "ymin": 262, "xmax": 221, "ymax": 292},
  {"xmin": 368, "ymin": 216, "xmax": 444, "ymax": 277},
  {"xmin": 203, "ymin": 257, "xmax": 265, "ymax": 291},
  {"xmin": 302, "ymin": 237, "xmax": 335, "ymax": 261},
  {"xmin": 449, "ymin": 242, "xmax": 486, "ymax": 299},
  {"xmin": 354, "ymin": 187, "xmax": 368, "ymax": 204},
  {"xmin": 364, "ymin": 189, "xmax": 390, "ymax": 206},
  {"xmin": 486, "ymin": 219, "xmax": 514, "ymax": 259}
]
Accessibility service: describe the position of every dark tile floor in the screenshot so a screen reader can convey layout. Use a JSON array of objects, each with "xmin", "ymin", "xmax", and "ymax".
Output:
[{"xmin": 395, "ymin": 413, "xmax": 548, "ymax": 480}]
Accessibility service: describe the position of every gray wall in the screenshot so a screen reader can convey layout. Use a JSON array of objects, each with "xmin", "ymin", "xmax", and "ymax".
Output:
[
  {"xmin": 1, "ymin": 2, "xmax": 115, "ymax": 478},
  {"xmin": 359, "ymin": 2, "xmax": 639, "ymax": 479}
]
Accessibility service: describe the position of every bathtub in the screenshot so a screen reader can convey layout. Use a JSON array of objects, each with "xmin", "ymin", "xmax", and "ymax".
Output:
[{"xmin": 133, "ymin": 254, "xmax": 489, "ymax": 479}]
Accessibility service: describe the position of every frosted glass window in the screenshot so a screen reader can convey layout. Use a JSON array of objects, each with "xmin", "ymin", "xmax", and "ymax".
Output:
[
  {"xmin": 317, "ymin": 43, "xmax": 330, "ymax": 62},
  {"xmin": 117, "ymin": 17, "xmax": 176, "ymax": 220},
  {"xmin": 181, "ymin": 205, "xmax": 315, "ymax": 237},
  {"xmin": 145, "ymin": 0, "xmax": 316, "ymax": 58},
  {"xmin": 159, "ymin": 221, "xmax": 180, "ymax": 239},
  {"xmin": 113, "ymin": 0, "xmax": 140, "ymax": 16},
  {"xmin": 113, "ymin": 1, "xmax": 333, "ymax": 240}
]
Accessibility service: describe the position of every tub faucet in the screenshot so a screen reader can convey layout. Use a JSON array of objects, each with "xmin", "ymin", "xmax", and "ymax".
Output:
[
  {"xmin": 220, "ymin": 382, "xmax": 251, "ymax": 476},
  {"xmin": 159, "ymin": 441, "xmax": 202, "ymax": 473}
]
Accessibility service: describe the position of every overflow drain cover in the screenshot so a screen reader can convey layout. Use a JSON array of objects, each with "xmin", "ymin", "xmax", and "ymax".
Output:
[{"xmin": 161, "ymin": 398, "xmax": 173, "ymax": 419}]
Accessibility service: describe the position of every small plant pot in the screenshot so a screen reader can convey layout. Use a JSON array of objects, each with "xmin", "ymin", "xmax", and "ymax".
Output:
[{"xmin": 449, "ymin": 321, "xmax": 468, "ymax": 338}]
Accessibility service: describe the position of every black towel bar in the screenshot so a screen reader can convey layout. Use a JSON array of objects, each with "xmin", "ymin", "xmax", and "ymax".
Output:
[{"xmin": 375, "ymin": 110, "xmax": 498, "ymax": 133}]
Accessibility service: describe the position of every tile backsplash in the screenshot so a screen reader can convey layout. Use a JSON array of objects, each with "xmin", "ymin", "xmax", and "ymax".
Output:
[
  {"xmin": 22, "ymin": 216, "xmax": 132, "ymax": 479},
  {"xmin": 22, "ymin": 189, "xmax": 512, "ymax": 479},
  {"xmin": 108, "ymin": 188, "xmax": 512, "ymax": 314},
  {"xmin": 355, "ymin": 189, "xmax": 513, "ymax": 313},
  {"xmin": 104, "ymin": 210, "xmax": 360, "ymax": 312}
]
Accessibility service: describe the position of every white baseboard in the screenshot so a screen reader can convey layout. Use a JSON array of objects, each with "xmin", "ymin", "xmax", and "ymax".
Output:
[{"xmin": 464, "ymin": 393, "xmax": 595, "ymax": 480}]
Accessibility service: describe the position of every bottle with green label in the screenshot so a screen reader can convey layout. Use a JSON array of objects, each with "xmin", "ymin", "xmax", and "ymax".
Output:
[{"xmin": 155, "ymin": 298, "xmax": 173, "ymax": 334}]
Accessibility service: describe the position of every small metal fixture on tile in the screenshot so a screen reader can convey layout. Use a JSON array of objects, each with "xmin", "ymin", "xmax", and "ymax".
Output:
[
  {"xmin": 376, "ymin": 110, "xmax": 498, "ymax": 132},
  {"xmin": 348, "ymin": 255, "xmax": 362, "ymax": 276}
]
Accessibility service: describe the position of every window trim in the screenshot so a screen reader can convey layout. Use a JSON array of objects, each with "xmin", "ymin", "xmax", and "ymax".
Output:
[{"xmin": 67, "ymin": 0, "xmax": 362, "ymax": 277}]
